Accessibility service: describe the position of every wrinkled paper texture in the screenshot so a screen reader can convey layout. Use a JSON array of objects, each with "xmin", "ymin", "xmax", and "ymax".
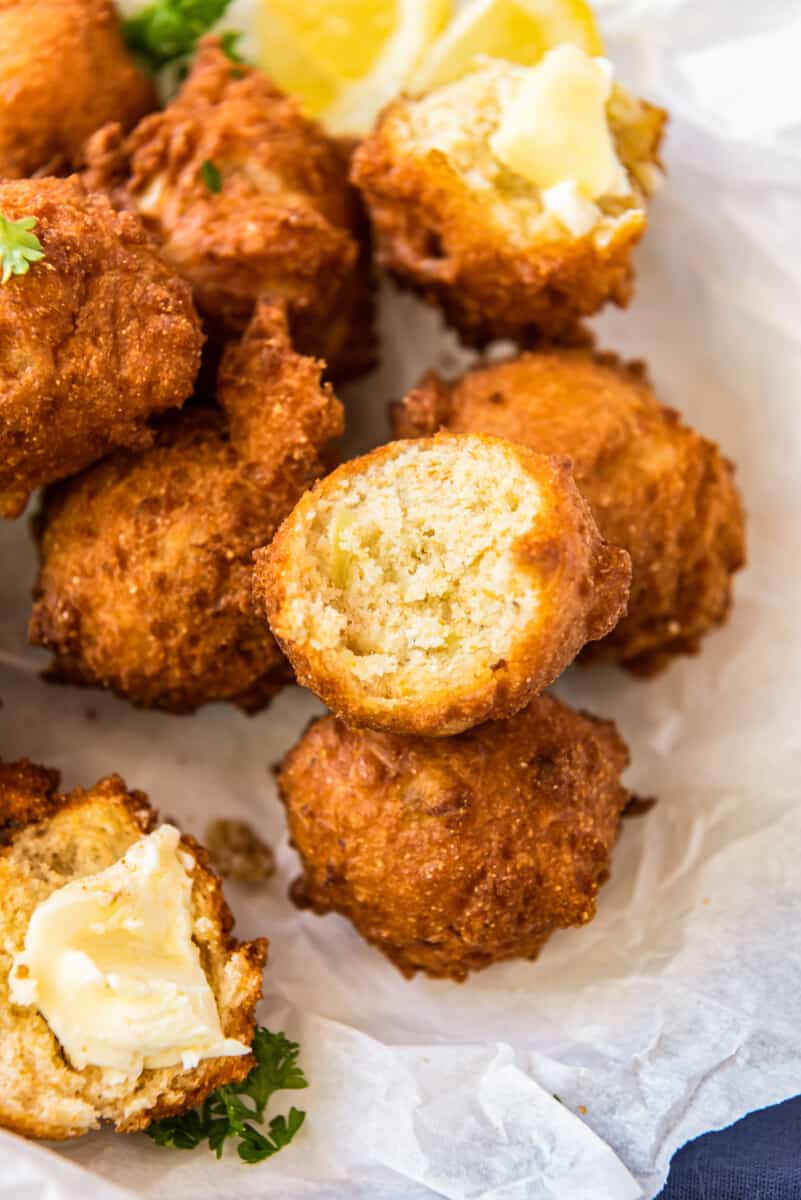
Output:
[{"xmin": 2, "ymin": 1, "xmax": 801, "ymax": 1196}]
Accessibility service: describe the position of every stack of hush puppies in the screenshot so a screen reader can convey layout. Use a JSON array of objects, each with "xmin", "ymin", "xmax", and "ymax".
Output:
[{"xmin": 0, "ymin": 12, "xmax": 746, "ymax": 1125}]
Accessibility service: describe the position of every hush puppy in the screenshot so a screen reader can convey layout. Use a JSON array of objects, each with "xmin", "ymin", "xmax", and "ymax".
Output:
[
  {"xmin": 29, "ymin": 303, "xmax": 343, "ymax": 713},
  {"xmin": 279, "ymin": 696, "xmax": 632, "ymax": 980},
  {"xmin": 352, "ymin": 47, "xmax": 666, "ymax": 345},
  {"xmin": 0, "ymin": 0, "xmax": 155, "ymax": 179},
  {"xmin": 0, "ymin": 759, "xmax": 266, "ymax": 1139},
  {"xmin": 254, "ymin": 434, "xmax": 631, "ymax": 736},
  {"xmin": 0, "ymin": 176, "xmax": 202, "ymax": 519},
  {"xmin": 393, "ymin": 349, "xmax": 746, "ymax": 673},
  {"xmin": 85, "ymin": 36, "xmax": 375, "ymax": 380}
]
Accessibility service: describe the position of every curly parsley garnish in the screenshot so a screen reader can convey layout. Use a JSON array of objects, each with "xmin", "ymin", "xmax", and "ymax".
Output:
[
  {"xmin": 200, "ymin": 159, "xmax": 223, "ymax": 194},
  {"xmin": 146, "ymin": 1027, "xmax": 308, "ymax": 1163},
  {"xmin": 0, "ymin": 213, "xmax": 45, "ymax": 284},
  {"xmin": 123, "ymin": 0, "xmax": 239, "ymax": 74}
]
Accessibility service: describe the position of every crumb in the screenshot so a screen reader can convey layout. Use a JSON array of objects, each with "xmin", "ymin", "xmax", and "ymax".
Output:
[
  {"xmin": 84, "ymin": 707, "xmax": 98, "ymax": 722},
  {"xmin": 578, "ymin": 1105, "xmax": 587, "ymax": 1114},
  {"xmin": 204, "ymin": 818, "xmax": 275, "ymax": 883},
  {"xmin": 623, "ymin": 794, "xmax": 657, "ymax": 817}
]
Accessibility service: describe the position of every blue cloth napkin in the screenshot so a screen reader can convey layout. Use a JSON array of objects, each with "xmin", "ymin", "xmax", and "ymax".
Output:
[{"xmin": 657, "ymin": 1097, "xmax": 801, "ymax": 1199}]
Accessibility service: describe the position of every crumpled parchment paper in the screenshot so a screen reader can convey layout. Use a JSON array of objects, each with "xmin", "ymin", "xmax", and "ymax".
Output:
[{"xmin": 2, "ymin": 1, "xmax": 801, "ymax": 1196}]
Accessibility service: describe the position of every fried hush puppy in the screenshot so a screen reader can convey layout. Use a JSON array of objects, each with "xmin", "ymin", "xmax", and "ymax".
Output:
[
  {"xmin": 254, "ymin": 434, "xmax": 631, "ymax": 736},
  {"xmin": 85, "ymin": 36, "xmax": 375, "ymax": 380},
  {"xmin": 0, "ymin": 759, "xmax": 266, "ymax": 1139},
  {"xmin": 352, "ymin": 47, "xmax": 666, "ymax": 346},
  {"xmin": 0, "ymin": 176, "xmax": 203, "ymax": 519},
  {"xmin": 29, "ymin": 302, "xmax": 343, "ymax": 713},
  {"xmin": 0, "ymin": 0, "xmax": 155, "ymax": 179},
  {"xmin": 393, "ymin": 349, "xmax": 746, "ymax": 674},
  {"xmin": 279, "ymin": 696, "xmax": 632, "ymax": 981}
]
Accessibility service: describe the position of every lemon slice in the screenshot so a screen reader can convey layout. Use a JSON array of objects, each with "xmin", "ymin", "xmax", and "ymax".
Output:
[
  {"xmin": 411, "ymin": 0, "xmax": 604, "ymax": 92},
  {"xmin": 257, "ymin": 0, "xmax": 450, "ymax": 131}
]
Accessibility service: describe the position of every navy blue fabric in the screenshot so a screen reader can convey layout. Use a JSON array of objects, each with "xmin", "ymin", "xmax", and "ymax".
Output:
[{"xmin": 657, "ymin": 1097, "xmax": 801, "ymax": 1199}]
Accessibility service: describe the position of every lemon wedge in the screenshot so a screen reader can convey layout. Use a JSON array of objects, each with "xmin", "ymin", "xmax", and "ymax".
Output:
[
  {"xmin": 411, "ymin": 0, "xmax": 604, "ymax": 92},
  {"xmin": 257, "ymin": 0, "xmax": 450, "ymax": 132}
]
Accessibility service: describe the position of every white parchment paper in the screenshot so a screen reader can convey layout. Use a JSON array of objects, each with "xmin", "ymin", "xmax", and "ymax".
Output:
[{"xmin": 2, "ymin": 1, "xmax": 801, "ymax": 1196}]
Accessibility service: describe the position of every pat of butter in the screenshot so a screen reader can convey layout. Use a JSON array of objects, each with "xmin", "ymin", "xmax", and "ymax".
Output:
[
  {"xmin": 490, "ymin": 45, "xmax": 630, "ymax": 202},
  {"xmin": 9, "ymin": 825, "xmax": 248, "ymax": 1076}
]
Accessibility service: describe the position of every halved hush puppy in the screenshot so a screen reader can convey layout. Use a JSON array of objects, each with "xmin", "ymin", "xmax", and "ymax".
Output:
[
  {"xmin": 352, "ymin": 49, "xmax": 666, "ymax": 345},
  {"xmin": 279, "ymin": 695, "xmax": 634, "ymax": 980},
  {"xmin": 254, "ymin": 434, "xmax": 631, "ymax": 735}
]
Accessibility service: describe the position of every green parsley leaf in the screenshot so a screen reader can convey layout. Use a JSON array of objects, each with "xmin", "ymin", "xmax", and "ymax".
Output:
[
  {"xmin": 123, "ymin": 0, "xmax": 236, "ymax": 74},
  {"xmin": 145, "ymin": 1027, "xmax": 308, "ymax": 1163},
  {"xmin": 219, "ymin": 29, "xmax": 244, "ymax": 63},
  {"xmin": 200, "ymin": 159, "xmax": 223, "ymax": 194},
  {"xmin": 0, "ymin": 213, "xmax": 45, "ymax": 284}
]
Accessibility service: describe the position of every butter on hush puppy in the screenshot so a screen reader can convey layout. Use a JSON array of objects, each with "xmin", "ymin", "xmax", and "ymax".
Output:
[
  {"xmin": 279, "ymin": 696, "xmax": 633, "ymax": 980},
  {"xmin": 393, "ymin": 349, "xmax": 746, "ymax": 674},
  {"xmin": 352, "ymin": 48, "xmax": 665, "ymax": 345},
  {"xmin": 254, "ymin": 434, "xmax": 631, "ymax": 736}
]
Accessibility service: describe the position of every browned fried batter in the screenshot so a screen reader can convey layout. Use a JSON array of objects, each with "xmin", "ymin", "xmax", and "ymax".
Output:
[
  {"xmin": 351, "ymin": 61, "xmax": 666, "ymax": 346},
  {"xmin": 0, "ymin": 0, "xmax": 156, "ymax": 179},
  {"xmin": 254, "ymin": 434, "xmax": 630, "ymax": 736},
  {"xmin": 0, "ymin": 176, "xmax": 203, "ymax": 519},
  {"xmin": 0, "ymin": 760, "xmax": 266, "ymax": 1139},
  {"xmin": 393, "ymin": 348, "xmax": 746, "ymax": 673},
  {"xmin": 29, "ymin": 302, "xmax": 344, "ymax": 713},
  {"xmin": 84, "ymin": 36, "xmax": 375, "ymax": 379},
  {"xmin": 279, "ymin": 695, "xmax": 632, "ymax": 980}
]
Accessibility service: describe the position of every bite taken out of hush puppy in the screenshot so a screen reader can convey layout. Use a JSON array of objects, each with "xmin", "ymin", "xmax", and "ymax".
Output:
[
  {"xmin": 0, "ymin": 759, "xmax": 266, "ymax": 1140},
  {"xmin": 393, "ymin": 348, "xmax": 746, "ymax": 674},
  {"xmin": 0, "ymin": 176, "xmax": 203, "ymax": 519},
  {"xmin": 279, "ymin": 695, "xmax": 634, "ymax": 981},
  {"xmin": 0, "ymin": 0, "xmax": 156, "ymax": 179},
  {"xmin": 84, "ymin": 36, "xmax": 375, "ymax": 381},
  {"xmin": 253, "ymin": 434, "xmax": 631, "ymax": 736},
  {"xmin": 352, "ymin": 46, "xmax": 666, "ymax": 346},
  {"xmin": 29, "ymin": 302, "xmax": 343, "ymax": 714}
]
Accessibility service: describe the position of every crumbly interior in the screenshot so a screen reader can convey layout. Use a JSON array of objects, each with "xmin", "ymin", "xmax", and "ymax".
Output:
[
  {"xmin": 402, "ymin": 59, "xmax": 661, "ymax": 245},
  {"xmin": 289, "ymin": 440, "xmax": 543, "ymax": 697},
  {"xmin": 0, "ymin": 796, "xmax": 255, "ymax": 1137}
]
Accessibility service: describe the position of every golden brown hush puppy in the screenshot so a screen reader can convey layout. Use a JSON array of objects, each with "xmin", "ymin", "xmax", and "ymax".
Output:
[
  {"xmin": 279, "ymin": 696, "xmax": 633, "ymax": 981},
  {"xmin": 352, "ymin": 49, "xmax": 666, "ymax": 346},
  {"xmin": 393, "ymin": 348, "xmax": 746, "ymax": 674},
  {"xmin": 29, "ymin": 303, "xmax": 343, "ymax": 713},
  {"xmin": 0, "ymin": 176, "xmax": 203, "ymax": 519},
  {"xmin": 0, "ymin": 0, "xmax": 155, "ymax": 179},
  {"xmin": 0, "ymin": 759, "xmax": 266, "ymax": 1139},
  {"xmin": 84, "ymin": 36, "xmax": 375, "ymax": 380},
  {"xmin": 254, "ymin": 434, "xmax": 631, "ymax": 736}
]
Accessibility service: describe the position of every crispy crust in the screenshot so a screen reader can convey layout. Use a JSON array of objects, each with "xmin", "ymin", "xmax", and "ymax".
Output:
[
  {"xmin": 0, "ymin": 176, "xmax": 203, "ymax": 519},
  {"xmin": 253, "ymin": 434, "xmax": 631, "ymax": 736},
  {"xmin": 279, "ymin": 696, "xmax": 632, "ymax": 980},
  {"xmin": 0, "ymin": 0, "xmax": 156, "ymax": 179},
  {"xmin": 84, "ymin": 37, "xmax": 376, "ymax": 380},
  {"xmin": 0, "ymin": 761, "xmax": 267, "ymax": 1140},
  {"xmin": 29, "ymin": 302, "xmax": 344, "ymax": 714},
  {"xmin": 392, "ymin": 348, "xmax": 746, "ymax": 673},
  {"xmin": 351, "ymin": 88, "xmax": 666, "ymax": 346}
]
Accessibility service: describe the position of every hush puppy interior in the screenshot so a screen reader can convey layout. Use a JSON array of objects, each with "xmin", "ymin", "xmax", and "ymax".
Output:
[
  {"xmin": 394, "ymin": 348, "xmax": 746, "ymax": 674},
  {"xmin": 85, "ymin": 36, "xmax": 375, "ymax": 380},
  {"xmin": 352, "ymin": 47, "xmax": 666, "ymax": 345},
  {"xmin": 0, "ymin": 176, "xmax": 203, "ymax": 519},
  {"xmin": 29, "ymin": 303, "xmax": 343, "ymax": 714},
  {"xmin": 279, "ymin": 696, "xmax": 632, "ymax": 981},
  {"xmin": 0, "ymin": 0, "xmax": 155, "ymax": 179},
  {"xmin": 254, "ymin": 434, "xmax": 631, "ymax": 736},
  {"xmin": 0, "ymin": 759, "xmax": 266, "ymax": 1140}
]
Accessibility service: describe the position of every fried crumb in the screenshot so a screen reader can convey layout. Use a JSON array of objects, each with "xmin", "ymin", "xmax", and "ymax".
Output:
[{"xmin": 204, "ymin": 819, "xmax": 275, "ymax": 884}]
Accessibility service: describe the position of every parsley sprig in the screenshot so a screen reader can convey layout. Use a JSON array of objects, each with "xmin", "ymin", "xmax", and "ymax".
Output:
[
  {"xmin": 123, "ymin": 0, "xmax": 240, "ymax": 75},
  {"xmin": 0, "ymin": 213, "xmax": 45, "ymax": 284},
  {"xmin": 146, "ymin": 1027, "xmax": 308, "ymax": 1163}
]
